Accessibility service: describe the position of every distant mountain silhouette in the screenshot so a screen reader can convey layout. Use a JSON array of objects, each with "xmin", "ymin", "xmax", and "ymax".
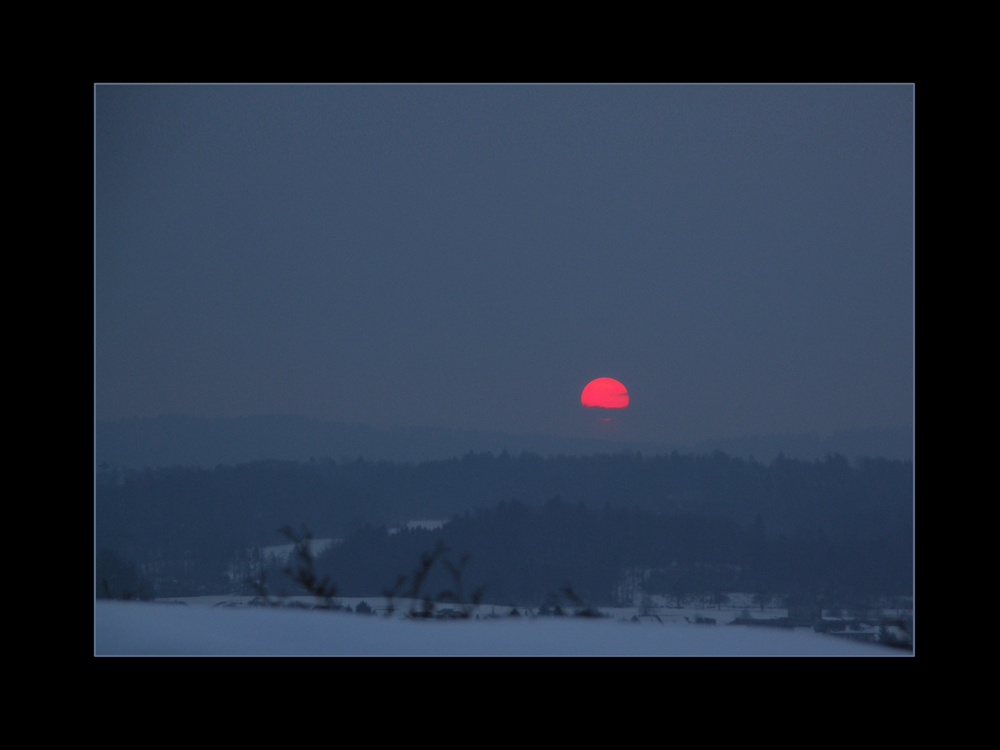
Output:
[
  {"xmin": 96, "ymin": 415, "xmax": 674, "ymax": 469},
  {"xmin": 96, "ymin": 415, "xmax": 913, "ymax": 469},
  {"xmin": 688, "ymin": 427, "xmax": 913, "ymax": 464}
]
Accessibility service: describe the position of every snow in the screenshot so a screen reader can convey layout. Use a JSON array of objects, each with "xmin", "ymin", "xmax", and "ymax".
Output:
[
  {"xmin": 259, "ymin": 538, "xmax": 337, "ymax": 565},
  {"xmin": 95, "ymin": 601, "xmax": 908, "ymax": 656}
]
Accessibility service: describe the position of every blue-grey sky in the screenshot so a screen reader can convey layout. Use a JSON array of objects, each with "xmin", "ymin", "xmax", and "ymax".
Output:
[{"xmin": 95, "ymin": 84, "xmax": 913, "ymax": 446}]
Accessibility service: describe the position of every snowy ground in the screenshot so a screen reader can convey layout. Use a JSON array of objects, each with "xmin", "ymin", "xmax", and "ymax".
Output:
[
  {"xmin": 95, "ymin": 600, "xmax": 908, "ymax": 656},
  {"xmin": 147, "ymin": 594, "xmax": 785, "ymax": 624}
]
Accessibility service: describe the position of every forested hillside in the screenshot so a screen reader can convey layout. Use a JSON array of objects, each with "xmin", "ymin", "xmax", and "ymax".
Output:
[
  {"xmin": 96, "ymin": 451, "xmax": 912, "ymax": 602},
  {"xmin": 314, "ymin": 499, "xmax": 911, "ymax": 607}
]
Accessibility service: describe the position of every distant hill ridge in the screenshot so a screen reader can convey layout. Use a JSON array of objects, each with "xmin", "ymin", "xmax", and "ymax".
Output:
[
  {"xmin": 689, "ymin": 427, "xmax": 914, "ymax": 465},
  {"xmin": 96, "ymin": 415, "xmax": 913, "ymax": 469}
]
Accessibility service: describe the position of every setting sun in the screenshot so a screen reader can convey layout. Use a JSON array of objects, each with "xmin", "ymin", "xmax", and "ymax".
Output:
[{"xmin": 581, "ymin": 378, "xmax": 629, "ymax": 409}]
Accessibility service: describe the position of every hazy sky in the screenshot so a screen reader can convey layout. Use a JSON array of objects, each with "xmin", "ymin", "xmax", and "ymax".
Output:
[{"xmin": 95, "ymin": 84, "xmax": 913, "ymax": 446}]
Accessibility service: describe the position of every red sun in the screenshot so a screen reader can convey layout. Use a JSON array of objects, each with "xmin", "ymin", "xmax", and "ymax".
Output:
[{"xmin": 581, "ymin": 378, "xmax": 629, "ymax": 409}]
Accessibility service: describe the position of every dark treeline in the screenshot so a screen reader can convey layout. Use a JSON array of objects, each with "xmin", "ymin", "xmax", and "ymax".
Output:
[
  {"xmin": 312, "ymin": 499, "xmax": 911, "ymax": 608},
  {"xmin": 96, "ymin": 450, "xmax": 912, "ymax": 600}
]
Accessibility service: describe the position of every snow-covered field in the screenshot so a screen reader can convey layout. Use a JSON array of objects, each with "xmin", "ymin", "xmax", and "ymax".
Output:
[
  {"xmin": 145, "ymin": 594, "xmax": 783, "ymax": 625},
  {"xmin": 95, "ymin": 600, "xmax": 908, "ymax": 656}
]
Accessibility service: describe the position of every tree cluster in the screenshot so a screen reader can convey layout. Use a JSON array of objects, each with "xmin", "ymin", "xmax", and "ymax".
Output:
[{"xmin": 312, "ymin": 499, "xmax": 910, "ymax": 608}]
